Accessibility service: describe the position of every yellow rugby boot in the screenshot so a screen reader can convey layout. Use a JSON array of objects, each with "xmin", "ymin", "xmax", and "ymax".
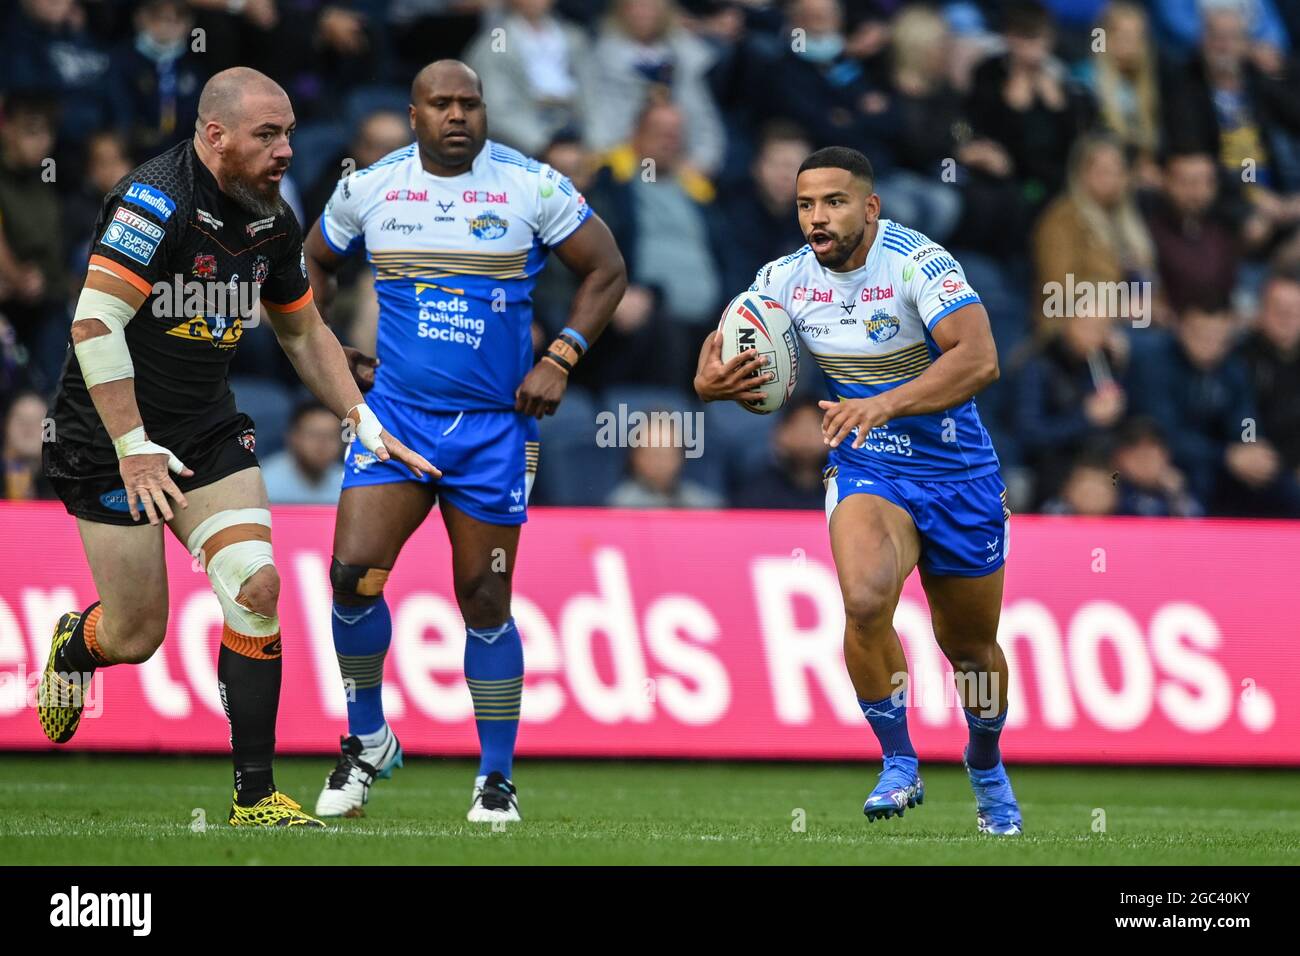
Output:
[
  {"xmin": 37, "ymin": 610, "xmax": 94, "ymax": 744},
  {"xmin": 228, "ymin": 790, "xmax": 328, "ymax": 828}
]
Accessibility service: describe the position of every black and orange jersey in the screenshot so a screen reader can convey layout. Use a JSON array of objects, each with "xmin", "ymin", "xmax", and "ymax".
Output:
[{"xmin": 50, "ymin": 139, "xmax": 312, "ymax": 453}]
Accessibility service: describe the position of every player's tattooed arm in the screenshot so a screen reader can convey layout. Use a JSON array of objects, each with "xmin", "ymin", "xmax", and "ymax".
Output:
[
  {"xmin": 819, "ymin": 302, "xmax": 999, "ymax": 449},
  {"xmin": 516, "ymin": 214, "xmax": 627, "ymax": 418},
  {"xmin": 265, "ymin": 298, "xmax": 440, "ymax": 479}
]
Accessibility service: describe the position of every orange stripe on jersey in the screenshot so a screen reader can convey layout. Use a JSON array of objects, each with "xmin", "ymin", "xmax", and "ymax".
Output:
[
  {"xmin": 88, "ymin": 254, "xmax": 152, "ymax": 296},
  {"xmin": 262, "ymin": 287, "xmax": 314, "ymax": 314}
]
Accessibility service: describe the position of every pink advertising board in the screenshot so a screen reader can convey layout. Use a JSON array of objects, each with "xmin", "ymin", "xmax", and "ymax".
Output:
[{"xmin": 0, "ymin": 502, "xmax": 1294, "ymax": 764}]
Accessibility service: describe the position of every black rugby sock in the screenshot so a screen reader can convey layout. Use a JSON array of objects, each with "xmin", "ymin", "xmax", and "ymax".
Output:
[
  {"xmin": 54, "ymin": 601, "xmax": 106, "ymax": 675},
  {"xmin": 218, "ymin": 625, "xmax": 282, "ymax": 805}
]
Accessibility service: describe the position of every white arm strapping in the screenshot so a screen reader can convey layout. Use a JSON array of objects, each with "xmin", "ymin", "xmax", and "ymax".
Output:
[{"xmin": 72, "ymin": 287, "xmax": 138, "ymax": 388}]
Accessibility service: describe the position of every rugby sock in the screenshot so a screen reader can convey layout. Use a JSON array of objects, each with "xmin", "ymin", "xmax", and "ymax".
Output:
[
  {"xmin": 859, "ymin": 693, "xmax": 918, "ymax": 760},
  {"xmin": 964, "ymin": 706, "xmax": 1008, "ymax": 771},
  {"xmin": 464, "ymin": 618, "xmax": 524, "ymax": 779},
  {"xmin": 218, "ymin": 625, "xmax": 281, "ymax": 804},
  {"xmin": 54, "ymin": 602, "xmax": 108, "ymax": 674},
  {"xmin": 331, "ymin": 595, "xmax": 391, "ymax": 737}
]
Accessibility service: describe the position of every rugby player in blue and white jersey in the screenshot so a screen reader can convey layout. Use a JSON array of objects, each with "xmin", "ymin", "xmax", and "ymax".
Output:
[
  {"xmin": 695, "ymin": 147, "xmax": 1023, "ymax": 835},
  {"xmin": 304, "ymin": 61, "xmax": 626, "ymax": 822}
]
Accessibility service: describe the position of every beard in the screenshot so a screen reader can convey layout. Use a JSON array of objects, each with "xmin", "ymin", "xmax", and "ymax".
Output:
[
  {"xmin": 224, "ymin": 165, "xmax": 286, "ymax": 219},
  {"xmin": 811, "ymin": 226, "xmax": 866, "ymax": 270}
]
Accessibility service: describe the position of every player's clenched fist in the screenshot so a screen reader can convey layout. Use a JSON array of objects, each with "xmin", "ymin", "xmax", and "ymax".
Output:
[
  {"xmin": 693, "ymin": 330, "xmax": 774, "ymax": 403},
  {"xmin": 515, "ymin": 358, "xmax": 568, "ymax": 419},
  {"xmin": 818, "ymin": 396, "xmax": 893, "ymax": 449}
]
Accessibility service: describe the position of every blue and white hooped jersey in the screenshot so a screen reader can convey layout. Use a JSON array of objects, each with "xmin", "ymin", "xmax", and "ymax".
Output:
[
  {"xmin": 750, "ymin": 220, "xmax": 999, "ymax": 480},
  {"xmin": 320, "ymin": 140, "xmax": 592, "ymax": 411}
]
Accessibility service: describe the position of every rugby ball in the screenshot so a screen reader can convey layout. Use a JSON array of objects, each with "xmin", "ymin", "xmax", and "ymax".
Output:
[{"xmin": 717, "ymin": 291, "xmax": 799, "ymax": 414}]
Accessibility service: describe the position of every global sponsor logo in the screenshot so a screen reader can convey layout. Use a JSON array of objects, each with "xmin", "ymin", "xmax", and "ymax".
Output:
[
  {"xmin": 859, "ymin": 285, "xmax": 894, "ymax": 303},
  {"xmin": 792, "ymin": 286, "xmax": 833, "ymax": 303},
  {"xmin": 385, "ymin": 188, "xmax": 428, "ymax": 202},
  {"xmin": 865, "ymin": 308, "xmax": 900, "ymax": 344},
  {"xmin": 122, "ymin": 182, "xmax": 175, "ymax": 221},
  {"xmin": 466, "ymin": 211, "xmax": 508, "ymax": 240},
  {"xmin": 463, "ymin": 189, "xmax": 508, "ymax": 204}
]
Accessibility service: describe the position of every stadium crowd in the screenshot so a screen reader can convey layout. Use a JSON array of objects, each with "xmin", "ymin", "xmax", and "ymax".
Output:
[{"xmin": 2, "ymin": 0, "xmax": 1299, "ymax": 516}]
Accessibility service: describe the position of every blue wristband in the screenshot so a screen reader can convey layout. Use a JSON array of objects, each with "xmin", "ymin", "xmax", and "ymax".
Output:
[{"xmin": 561, "ymin": 327, "xmax": 589, "ymax": 351}]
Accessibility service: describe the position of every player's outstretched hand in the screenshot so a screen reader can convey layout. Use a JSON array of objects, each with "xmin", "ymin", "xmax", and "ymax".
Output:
[
  {"xmin": 120, "ymin": 451, "xmax": 192, "ymax": 526},
  {"xmin": 375, "ymin": 430, "xmax": 441, "ymax": 480},
  {"xmin": 515, "ymin": 358, "xmax": 568, "ymax": 419},
  {"xmin": 818, "ymin": 397, "xmax": 891, "ymax": 449},
  {"xmin": 693, "ymin": 330, "xmax": 773, "ymax": 403},
  {"xmin": 341, "ymin": 346, "xmax": 380, "ymax": 392}
]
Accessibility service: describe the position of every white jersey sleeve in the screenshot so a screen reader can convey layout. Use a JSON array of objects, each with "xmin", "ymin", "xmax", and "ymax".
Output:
[
  {"xmin": 536, "ymin": 163, "xmax": 592, "ymax": 248},
  {"xmin": 319, "ymin": 172, "xmax": 366, "ymax": 257},
  {"xmin": 900, "ymin": 244, "xmax": 982, "ymax": 331}
]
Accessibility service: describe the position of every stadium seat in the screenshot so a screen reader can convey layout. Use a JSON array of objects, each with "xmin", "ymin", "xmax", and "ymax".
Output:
[
  {"xmin": 288, "ymin": 122, "xmax": 349, "ymax": 196},
  {"xmin": 534, "ymin": 386, "xmax": 624, "ymax": 506},
  {"xmin": 229, "ymin": 376, "xmax": 295, "ymax": 459}
]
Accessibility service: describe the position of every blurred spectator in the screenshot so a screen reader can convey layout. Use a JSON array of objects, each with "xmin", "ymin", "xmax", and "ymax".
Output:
[
  {"xmin": 1033, "ymin": 132, "xmax": 1156, "ymax": 330},
  {"xmin": 884, "ymin": 3, "xmax": 1024, "ymax": 254},
  {"xmin": 585, "ymin": 97, "xmax": 723, "ymax": 389},
  {"xmin": 0, "ymin": 93, "xmax": 70, "ymax": 393},
  {"xmin": 1142, "ymin": 147, "xmax": 1245, "ymax": 315},
  {"xmin": 717, "ymin": 121, "xmax": 810, "ymax": 299},
  {"xmin": 1075, "ymin": 1, "xmax": 1162, "ymax": 188},
  {"xmin": 1041, "ymin": 451, "xmax": 1118, "ymax": 515},
  {"xmin": 532, "ymin": 130, "xmax": 597, "ymax": 345},
  {"xmin": 1111, "ymin": 416, "xmax": 1202, "ymax": 516},
  {"xmin": 1013, "ymin": 305, "xmax": 1129, "ymax": 505},
  {"xmin": 1239, "ymin": 267, "xmax": 1300, "ymax": 487},
  {"xmin": 62, "ymin": 131, "xmax": 134, "ymax": 279},
  {"xmin": 586, "ymin": 0, "xmax": 725, "ymax": 176},
  {"xmin": 1130, "ymin": 306, "xmax": 1297, "ymax": 514},
  {"xmin": 3, "ymin": 389, "xmax": 54, "ymax": 500},
  {"xmin": 263, "ymin": 2, "xmax": 385, "ymax": 121},
  {"xmin": 731, "ymin": 397, "xmax": 828, "ymax": 509},
  {"xmin": 304, "ymin": 110, "xmax": 412, "ymax": 224},
  {"xmin": 390, "ymin": 0, "xmax": 489, "ymax": 77},
  {"xmin": 607, "ymin": 413, "xmax": 724, "ymax": 508},
  {"xmin": 465, "ymin": 0, "xmax": 596, "ymax": 157},
  {"xmin": 966, "ymin": 0, "xmax": 1095, "ymax": 212},
  {"xmin": 1160, "ymin": 1, "xmax": 1300, "ymax": 243},
  {"xmin": 1150, "ymin": 0, "xmax": 1291, "ymax": 60},
  {"xmin": 260, "ymin": 401, "xmax": 345, "ymax": 504},
  {"xmin": 115, "ymin": 0, "xmax": 206, "ymax": 157},
  {"xmin": 0, "ymin": 0, "xmax": 126, "ymax": 151}
]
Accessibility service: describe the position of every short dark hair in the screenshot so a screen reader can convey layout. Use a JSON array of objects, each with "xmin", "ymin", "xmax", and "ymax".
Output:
[
  {"xmin": 289, "ymin": 399, "xmax": 332, "ymax": 430},
  {"xmin": 1114, "ymin": 416, "xmax": 1167, "ymax": 451},
  {"xmin": 797, "ymin": 146, "xmax": 874, "ymax": 190},
  {"xmin": 1002, "ymin": 0, "xmax": 1053, "ymax": 37}
]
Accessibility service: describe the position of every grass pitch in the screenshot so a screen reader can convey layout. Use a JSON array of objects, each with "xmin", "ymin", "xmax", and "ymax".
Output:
[{"xmin": 2, "ymin": 754, "xmax": 1297, "ymax": 865}]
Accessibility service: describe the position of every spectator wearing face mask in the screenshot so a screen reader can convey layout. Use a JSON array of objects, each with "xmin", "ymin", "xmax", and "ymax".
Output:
[{"xmin": 114, "ymin": 0, "xmax": 208, "ymax": 156}]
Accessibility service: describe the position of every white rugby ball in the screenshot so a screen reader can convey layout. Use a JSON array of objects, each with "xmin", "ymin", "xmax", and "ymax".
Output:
[{"xmin": 717, "ymin": 291, "xmax": 799, "ymax": 414}]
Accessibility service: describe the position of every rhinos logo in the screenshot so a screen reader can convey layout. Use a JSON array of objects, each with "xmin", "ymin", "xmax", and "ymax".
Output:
[
  {"xmin": 466, "ymin": 211, "xmax": 508, "ymax": 240},
  {"xmin": 864, "ymin": 309, "xmax": 900, "ymax": 344}
]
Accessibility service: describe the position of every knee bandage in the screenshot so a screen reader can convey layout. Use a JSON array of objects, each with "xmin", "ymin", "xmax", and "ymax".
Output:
[{"xmin": 186, "ymin": 508, "xmax": 278, "ymax": 637}]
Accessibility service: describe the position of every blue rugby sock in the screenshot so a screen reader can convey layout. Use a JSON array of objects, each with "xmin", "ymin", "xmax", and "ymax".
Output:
[
  {"xmin": 964, "ymin": 706, "xmax": 1007, "ymax": 771},
  {"xmin": 331, "ymin": 595, "xmax": 391, "ymax": 737},
  {"xmin": 465, "ymin": 618, "xmax": 524, "ymax": 779},
  {"xmin": 859, "ymin": 692, "xmax": 917, "ymax": 761}
]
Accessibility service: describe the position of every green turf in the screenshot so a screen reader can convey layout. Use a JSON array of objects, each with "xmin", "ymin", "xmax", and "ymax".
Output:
[{"xmin": 1, "ymin": 755, "xmax": 1298, "ymax": 865}]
